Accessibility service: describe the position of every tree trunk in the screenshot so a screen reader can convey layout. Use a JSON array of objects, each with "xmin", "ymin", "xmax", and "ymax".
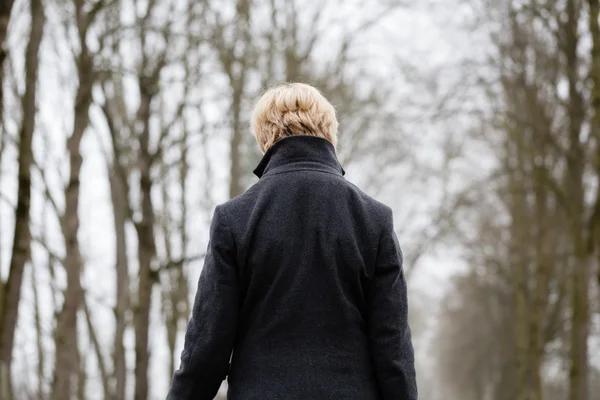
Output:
[
  {"xmin": 51, "ymin": 41, "xmax": 94, "ymax": 400},
  {"xmin": 564, "ymin": 1, "xmax": 589, "ymax": 398},
  {"xmin": 102, "ymin": 74, "xmax": 132, "ymax": 400},
  {"xmin": 160, "ymin": 91, "xmax": 191, "ymax": 382},
  {"xmin": 158, "ymin": 167, "xmax": 177, "ymax": 378},
  {"xmin": 221, "ymin": 0, "xmax": 251, "ymax": 199},
  {"xmin": 110, "ymin": 170, "xmax": 129, "ymax": 400},
  {"xmin": 507, "ymin": 139, "xmax": 531, "ymax": 400},
  {"xmin": 514, "ymin": 255, "xmax": 529, "ymax": 400},
  {"xmin": 284, "ymin": 1, "xmax": 302, "ymax": 82},
  {"xmin": 569, "ymin": 239, "xmax": 590, "ymax": 400},
  {"xmin": 587, "ymin": 0, "xmax": 600, "ymax": 310},
  {"xmin": 0, "ymin": 0, "xmax": 44, "ymax": 395},
  {"xmin": 176, "ymin": 120, "xmax": 190, "ymax": 341},
  {"xmin": 0, "ymin": 0, "xmax": 16, "ymax": 127},
  {"xmin": 134, "ymin": 84, "xmax": 156, "ymax": 400},
  {"xmin": 530, "ymin": 164, "xmax": 550, "ymax": 400},
  {"xmin": 229, "ymin": 87, "xmax": 244, "ymax": 199}
]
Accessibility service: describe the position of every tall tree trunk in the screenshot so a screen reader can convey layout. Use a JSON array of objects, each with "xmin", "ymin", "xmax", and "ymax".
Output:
[
  {"xmin": 587, "ymin": 0, "xmax": 600, "ymax": 303},
  {"xmin": 0, "ymin": 0, "xmax": 16, "ymax": 127},
  {"xmin": 50, "ymin": 32, "xmax": 94, "ymax": 400},
  {"xmin": 514, "ymin": 251, "xmax": 529, "ymax": 400},
  {"xmin": 284, "ymin": 1, "xmax": 301, "ymax": 82},
  {"xmin": 0, "ymin": 0, "xmax": 44, "ymax": 395},
  {"xmin": 229, "ymin": 88, "xmax": 244, "ymax": 199},
  {"xmin": 530, "ymin": 164, "xmax": 549, "ymax": 400},
  {"xmin": 100, "ymin": 71, "xmax": 132, "ymax": 400},
  {"xmin": 102, "ymin": 75, "xmax": 132, "ymax": 400},
  {"xmin": 569, "ymin": 239, "xmax": 590, "ymax": 400},
  {"xmin": 564, "ymin": 1, "xmax": 589, "ymax": 398},
  {"xmin": 110, "ymin": 170, "xmax": 129, "ymax": 400},
  {"xmin": 176, "ymin": 119, "xmax": 190, "ymax": 334},
  {"xmin": 507, "ymin": 139, "xmax": 531, "ymax": 400},
  {"xmin": 134, "ymin": 84, "xmax": 156, "ymax": 400},
  {"xmin": 159, "ymin": 167, "xmax": 177, "ymax": 378},
  {"xmin": 221, "ymin": 0, "xmax": 251, "ymax": 199}
]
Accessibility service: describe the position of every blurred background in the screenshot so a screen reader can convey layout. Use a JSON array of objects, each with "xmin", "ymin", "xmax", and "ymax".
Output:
[{"xmin": 0, "ymin": 0, "xmax": 599, "ymax": 399}]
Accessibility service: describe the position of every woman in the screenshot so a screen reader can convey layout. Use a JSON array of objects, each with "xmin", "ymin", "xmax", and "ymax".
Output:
[{"xmin": 167, "ymin": 83, "xmax": 418, "ymax": 400}]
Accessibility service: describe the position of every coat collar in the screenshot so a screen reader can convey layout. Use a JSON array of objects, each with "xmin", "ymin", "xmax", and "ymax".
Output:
[{"xmin": 253, "ymin": 135, "xmax": 346, "ymax": 178}]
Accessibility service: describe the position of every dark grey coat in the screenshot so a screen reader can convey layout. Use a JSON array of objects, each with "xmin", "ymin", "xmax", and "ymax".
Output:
[{"xmin": 167, "ymin": 135, "xmax": 417, "ymax": 400}]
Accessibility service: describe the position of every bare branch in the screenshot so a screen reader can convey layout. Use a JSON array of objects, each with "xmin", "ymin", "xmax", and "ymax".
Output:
[{"xmin": 83, "ymin": 295, "xmax": 111, "ymax": 397}]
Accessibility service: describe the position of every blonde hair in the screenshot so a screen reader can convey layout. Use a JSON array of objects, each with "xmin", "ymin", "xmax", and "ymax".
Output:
[{"xmin": 251, "ymin": 83, "xmax": 339, "ymax": 153}]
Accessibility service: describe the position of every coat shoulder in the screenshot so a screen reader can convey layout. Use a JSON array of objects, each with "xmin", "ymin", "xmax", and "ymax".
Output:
[
  {"xmin": 342, "ymin": 179, "xmax": 394, "ymax": 224},
  {"xmin": 217, "ymin": 174, "xmax": 393, "ymax": 230},
  {"xmin": 211, "ymin": 183, "xmax": 264, "ymax": 227},
  {"xmin": 214, "ymin": 183, "xmax": 262, "ymax": 214}
]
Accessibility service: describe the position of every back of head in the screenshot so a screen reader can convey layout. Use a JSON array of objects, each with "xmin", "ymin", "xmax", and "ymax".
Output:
[{"xmin": 251, "ymin": 83, "xmax": 339, "ymax": 153}]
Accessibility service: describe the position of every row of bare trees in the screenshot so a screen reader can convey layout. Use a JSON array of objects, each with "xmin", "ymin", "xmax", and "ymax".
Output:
[
  {"xmin": 434, "ymin": 1, "xmax": 600, "ymax": 399},
  {"xmin": 0, "ymin": 0, "xmax": 445, "ymax": 398}
]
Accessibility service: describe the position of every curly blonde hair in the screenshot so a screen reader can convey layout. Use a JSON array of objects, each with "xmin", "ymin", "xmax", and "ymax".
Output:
[{"xmin": 251, "ymin": 83, "xmax": 339, "ymax": 153}]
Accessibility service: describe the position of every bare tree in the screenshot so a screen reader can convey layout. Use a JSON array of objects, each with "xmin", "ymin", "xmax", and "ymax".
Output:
[
  {"xmin": 50, "ymin": 0, "xmax": 111, "ymax": 397},
  {"xmin": 0, "ymin": 0, "xmax": 45, "ymax": 396}
]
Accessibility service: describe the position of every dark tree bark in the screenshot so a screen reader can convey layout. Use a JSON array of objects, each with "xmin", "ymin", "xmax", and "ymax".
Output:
[
  {"xmin": 0, "ymin": 0, "xmax": 16, "ymax": 126},
  {"xmin": 110, "ymin": 169, "xmax": 130, "ymax": 400},
  {"xmin": 563, "ymin": 1, "xmax": 590, "ymax": 399},
  {"xmin": 134, "ymin": 80, "xmax": 158, "ymax": 400},
  {"xmin": 587, "ymin": 0, "xmax": 600, "ymax": 305},
  {"xmin": 0, "ymin": 0, "xmax": 44, "ymax": 395},
  {"xmin": 229, "ymin": 85, "xmax": 245, "ymax": 199}
]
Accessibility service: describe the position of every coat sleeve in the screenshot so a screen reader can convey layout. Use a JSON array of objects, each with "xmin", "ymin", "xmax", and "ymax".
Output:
[
  {"xmin": 167, "ymin": 205, "xmax": 239, "ymax": 400},
  {"xmin": 367, "ymin": 210, "xmax": 418, "ymax": 400}
]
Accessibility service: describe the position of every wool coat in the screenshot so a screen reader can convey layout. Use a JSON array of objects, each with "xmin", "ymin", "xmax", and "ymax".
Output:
[{"xmin": 167, "ymin": 135, "xmax": 417, "ymax": 400}]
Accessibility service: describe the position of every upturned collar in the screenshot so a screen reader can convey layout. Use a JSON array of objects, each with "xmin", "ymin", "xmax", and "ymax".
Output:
[{"xmin": 253, "ymin": 135, "xmax": 346, "ymax": 178}]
